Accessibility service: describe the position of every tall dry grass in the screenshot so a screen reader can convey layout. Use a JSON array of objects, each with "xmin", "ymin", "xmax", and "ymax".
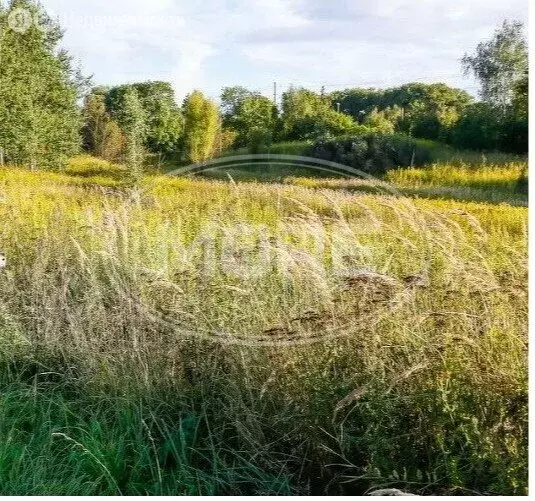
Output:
[
  {"xmin": 0, "ymin": 159, "xmax": 528, "ymax": 495},
  {"xmin": 286, "ymin": 162, "xmax": 528, "ymax": 206}
]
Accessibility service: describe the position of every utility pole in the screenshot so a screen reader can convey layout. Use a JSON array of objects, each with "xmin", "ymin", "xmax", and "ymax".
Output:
[{"xmin": 273, "ymin": 81, "xmax": 278, "ymax": 107}]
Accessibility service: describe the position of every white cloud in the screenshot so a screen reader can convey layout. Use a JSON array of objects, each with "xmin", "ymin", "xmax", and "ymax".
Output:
[{"xmin": 38, "ymin": 0, "xmax": 528, "ymax": 99}]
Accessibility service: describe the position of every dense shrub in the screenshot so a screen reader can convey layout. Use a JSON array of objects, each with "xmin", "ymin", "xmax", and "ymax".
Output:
[
  {"xmin": 307, "ymin": 133, "xmax": 432, "ymax": 175},
  {"xmin": 450, "ymin": 103, "xmax": 528, "ymax": 154},
  {"xmin": 248, "ymin": 127, "xmax": 273, "ymax": 154},
  {"xmin": 450, "ymin": 103, "xmax": 502, "ymax": 151},
  {"xmin": 499, "ymin": 115, "xmax": 528, "ymax": 154}
]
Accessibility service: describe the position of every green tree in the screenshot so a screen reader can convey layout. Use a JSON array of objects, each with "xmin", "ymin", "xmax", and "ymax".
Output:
[
  {"xmin": 106, "ymin": 82, "xmax": 183, "ymax": 156},
  {"xmin": 119, "ymin": 88, "xmax": 147, "ymax": 176},
  {"xmin": 221, "ymin": 86, "xmax": 277, "ymax": 148},
  {"xmin": 220, "ymin": 86, "xmax": 254, "ymax": 126},
  {"xmin": 280, "ymin": 87, "xmax": 361, "ymax": 140},
  {"xmin": 501, "ymin": 68, "xmax": 529, "ymax": 152},
  {"xmin": 280, "ymin": 87, "xmax": 324, "ymax": 139},
  {"xmin": 81, "ymin": 91, "xmax": 125, "ymax": 162},
  {"xmin": 239, "ymin": 95, "xmax": 276, "ymax": 148},
  {"xmin": 182, "ymin": 90, "xmax": 220, "ymax": 163},
  {"xmin": 462, "ymin": 20, "xmax": 527, "ymax": 112},
  {"xmin": 0, "ymin": 0, "xmax": 81, "ymax": 169},
  {"xmin": 512, "ymin": 70, "xmax": 528, "ymax": 120},
  {"xmin": 306, "ymin": 109, "xmax": 366, "ymax": 139},
  {"xmin": 452, "ymin": 20, "xmax": 528, "ymax": 153},
  {"xmin": 330, "ymin": 88, "xmax": 384, "ymax": 121},
  {"xmin": 389, "ymin": 83, "xmax": 471, "ymax": 139},
  {"xmin": 332, "ymin": 83, "xmax": 472, "ymax": 140},
  {"xmin": 363, "ymin": 107, "xmax": 396, "ymax": 134},
  {"xmin": 451, "ymin": 103, "xmax": 502, "ymax": 150}
]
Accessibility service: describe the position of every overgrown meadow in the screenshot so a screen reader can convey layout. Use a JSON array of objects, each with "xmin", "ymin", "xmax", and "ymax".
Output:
[{"xmin": 0, "ymin": 155, "xmax": 528, "ymax": 495}]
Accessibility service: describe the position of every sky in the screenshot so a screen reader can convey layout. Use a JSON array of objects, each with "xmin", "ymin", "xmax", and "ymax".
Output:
[{"xmin": 38, "ymin": 0, "xmax": 528, "ymax": 102}]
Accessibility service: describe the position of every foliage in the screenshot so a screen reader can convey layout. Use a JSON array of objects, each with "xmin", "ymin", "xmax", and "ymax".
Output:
[
  {"xmin": 451, "ymin": 103, "xmax": 501, "ymax": 151},
  {"xmin": 81, "ymin": 92, "xmax": 125, "ymax": 162},
  {"xmin": 462, "ymin": 20, "xmax": 528, "ymax": 111},
  {"xmin": 451, "ymin": 20, "xmax": 528, "ymax": 154},
  {"xmin": 512, "ymin": 70, "xmax": 528, "ymax": 119},
  {"xmin": 331, "ymin": 83, "xmax": 472, "ymax": 141},
  {"xmin": 106, "ymin": 82, "xmax": 183, "ymax": 155},
  {"xmin": 0, "ymin": 0, "xmax": 81, "ymax": 169},
  {"xmin": 279, "ymin": 87, "xmax": 364, "ymax": 141},
  {"xmin": 119, "ymin": 88, "xmax": 147, "ymax": 176},
  {"xmin": 498, "ymin": 112, "xmax": 528, "ymax": 155},
  {"xmin": 304, "ymin": 109, "xmax": 369, "ymax": 139},
  {"xmin": 247, "ymin": 126, "xmax": 273, "ymax": 154},
  {"xmin": 211, "ymin": 128, "xmax": 238, "ymax": 157},
  {"xmin": 225, "ymin": 140, "xmax": 311, "ymax": 158},
  {"xmin": 221, "ymin": 86, "xmax": 277, "ymax": 148},
  {"xmin": 220, "ymin": 85, "xmax": 254, "ymax": 123},
  {"xmin": 363, "ymin": 107, "xmax": 396, "ymax": 134},
  {"xmin": 182, "ymin": 90, "xmax": 220, "ymax": 163},
  {"xmin": 307, "ymin": 133, "xmax": 432, "ymax": 175},
  {"xmin": 451, "ymin": 102, "xmax": 527, "ymax": 154}
]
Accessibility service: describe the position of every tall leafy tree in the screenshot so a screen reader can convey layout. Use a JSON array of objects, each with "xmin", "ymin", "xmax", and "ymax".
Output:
[
  {"xmin": 182, "ymin": 90, "xmax": 220, "ymax": 163},
  {"xmin": 450, "ymin": 20, "xmax": 528, "ymax": 153},
  {"xmin": 106, "ymin": 81, "xmax": 183, "ymax": 155},
  {"xmin": 280, "ymin": 87, "xmax": 361, "ymax": 140},
  {"xmin": 220, "ymin": 86, "xmax": 254, "ymax": 126},
  {"xmin": 221, "ymin": 86, "xmax": 278, "ymax": 149},
  {"xmin": 280, "ymin": 87, "xmax": 325, "ymax": 138},
  {"xmin": 221, "ymin": 87, "xmax": 277, "ymax": 148},
  {"xmin": 0, "ymin": 0, "xmax": 81, "ymax": 169},
  {"xmin": 119, "ymin": 88, "xmax": 147, "ymax": 176},
  {"xmin": 332, "ymin": 83, "xmax": 472, "ymax": 140},
  {"xmin": 462, "ymin": 20, "xmax": 527, "ymax": 112},
  {"xmin": 512, "ymin": 70, "xmax": 528, "ymax": 120},
  {"xmin": 81, "ymin": 91, "xmax": 125, "ymax": 162}
]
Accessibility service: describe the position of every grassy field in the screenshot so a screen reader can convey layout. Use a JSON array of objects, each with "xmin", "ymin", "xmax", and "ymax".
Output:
[
  {"xmin": 0, "ymin": 155, "xmax": 528, "ymax": 495},
  {"xmin": 286, "ymin": 162, "xmax": 527, "ymax": 206}
]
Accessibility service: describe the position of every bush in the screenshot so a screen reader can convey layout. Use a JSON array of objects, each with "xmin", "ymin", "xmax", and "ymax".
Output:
[
  {"xmin": 307, "ymin": 133, "xmax": 432, "ymax": 175},
  {"xmin": 247, "ymin": 127, "xmax": 273, "ymax": 154},
  {"xmin": 500, "ymin": 115, "xmax": 528, "ymax": 154},
  {"xmin": 450, "ymin": 103, "xmax": 528, "ymax": 154}
]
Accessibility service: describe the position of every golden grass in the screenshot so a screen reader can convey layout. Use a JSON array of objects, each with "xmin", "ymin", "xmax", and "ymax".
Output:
[
  {"xmin": 286, "ymin": 162, "xmax": 528, "ymax": 206},
  {"xmin": 0, "ymin": 157, "xmax": 528, "ymax": 495}
]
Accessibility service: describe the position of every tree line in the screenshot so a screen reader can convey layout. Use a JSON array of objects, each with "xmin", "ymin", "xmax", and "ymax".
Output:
[{"xmin": 0, "ymin": 1, "xmax": 528, "ymax": 173}]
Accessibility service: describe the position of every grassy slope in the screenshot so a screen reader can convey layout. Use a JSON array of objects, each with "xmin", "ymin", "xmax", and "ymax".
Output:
[{"xmin": 0, "ymin": 157, "xmax": 528, "ymax": 495}]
